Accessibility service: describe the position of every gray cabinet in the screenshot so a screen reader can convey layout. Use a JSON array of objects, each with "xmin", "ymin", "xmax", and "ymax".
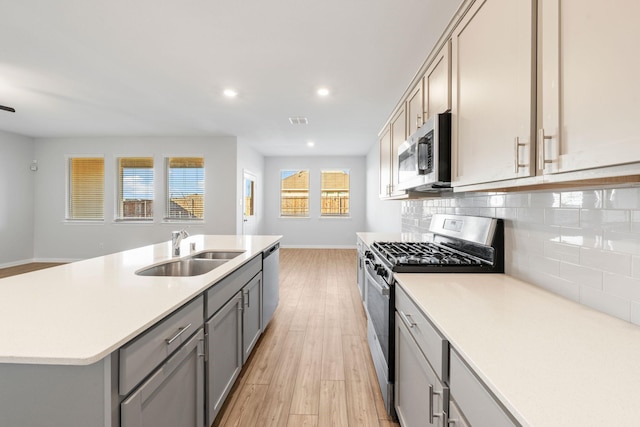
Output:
[
  {"xmin": 204, "ymin": 255, "xmax": 263, "ymax": 425},
  {"xmin": 121, "ymin": 329, "xmax": 205, "ymax": 427},
  {"xmin": 206, "ymin": 293, "xmax": 243, "ymax": 425},
  {"xmin": 242, "ymin": 273, "xmax": 262, "ymax": 363},
  {"xmin": 449, "ymin": 350, "xmax": 516, "ymax": 427},
  {"xmin": 395, "ymin": 312, "xmax": 448, "ymax": 427}
]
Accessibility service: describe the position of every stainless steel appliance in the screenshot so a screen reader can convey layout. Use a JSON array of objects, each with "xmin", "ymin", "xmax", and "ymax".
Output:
[
  {"xmin": 262, "ymin": 242, "xmax": 280, "ymax": 328},
  {"xmin": 364, "ymin": 214, "xmax": 504, "ymax": 418},
  {"xmin": 397, "ymin": 112, "xmax": 451, "ymax": 192}
]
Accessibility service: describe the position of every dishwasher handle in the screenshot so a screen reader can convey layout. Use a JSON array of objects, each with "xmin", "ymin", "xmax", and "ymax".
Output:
[{"xmin": 263, "ymin": 243, "xmax": 280, "ymax": 259}]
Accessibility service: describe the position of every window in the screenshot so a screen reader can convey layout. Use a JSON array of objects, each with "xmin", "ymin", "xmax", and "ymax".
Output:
[
  {"xmin": 244, "ymin": 176, "xmax": 255, "ymax": 217},
  {"xmin": 321, "ymin": 169, "xmax": 350, "ymax": 216},
  {"xmin": 117, "ymin": 157, "xmax": 154, "ymax": 220},
  {"xmin": 166, "ymin": 157, "xmax": 205, "ymax": 220},
  {"xmin": 280, "ymin": 170, "xmax": 309, "ymax": 217},
  {"xmin": 67, "ymin": 157, "xmax": 104, "ymax": 220}
]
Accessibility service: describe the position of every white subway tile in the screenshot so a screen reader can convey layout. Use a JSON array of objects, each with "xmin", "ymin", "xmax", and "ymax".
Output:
[
  {"xmin": 559, "ymin": 262, "xmax": 603, "ymax": 289},
  {"xmin": 580, "ymin": 285, "xmax": 631, "ymax": 322},
  {"xmin": 633, "ymin": 256, "xmax": 640, "ymax": 279},
  {"xmin": 529, "ymin": 254, "xmax": 560, "ymax": 276},
  {"xmin": 630, "ymin": 302, "xmax": 640, "ymax": 326},
  {"xmin": 545, "ymin": 208, "xmax": 580, "ymax": 227},
  {"xmin": 506, "ymin": 192, "xmax": 530, "ymax": 208},
  {"xmin": 530, "ymin": 191, "xmax": 560, "ymax": 208},
  {"xmin": 604, "ymin": 188, "xmax": 640, "ymax": 209},
  {"xmin": 560, "ymin": 227, "xmax": 602, "ymax": 248},
  {"xmin": 580, "ymin": 247, "xmax": 632, "ymax": 276},
  {"xmin": 560, "ymin": 190, "xmax": 603, "ymax": 209},
  {"xmin": 517, "ymin": 207, "xmax": 545, "ymax": 224},
  {"xmin": 544, "ymin": 241, "xmax": 580, "ymax": 264},
  {"xmin": 580, "ymin": 209, "xmax": 630, "ymax": 231},
  {"xmin": 603, "ymin": 230, "xmax": 640, "ymax": 253},
  {"xmin": 530, "ymin": 272, "xmax": 580, "ymax": 302},
  {"xmin": 603, "ymin": 273, "xmax": 640, "ymax": 302}
]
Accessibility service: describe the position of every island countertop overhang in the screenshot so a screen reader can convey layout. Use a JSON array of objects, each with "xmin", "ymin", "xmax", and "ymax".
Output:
[{"xmin": 0, "ymin": 235, "xmax": 281, "ymax": 366}]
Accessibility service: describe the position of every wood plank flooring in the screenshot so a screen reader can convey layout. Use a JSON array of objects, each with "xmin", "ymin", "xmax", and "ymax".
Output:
[
  {"xmin": 215, "ymin": 248, "xmax": 398, "ymax": 427},
  {"xmin": 0, "ymin": 262, "xmax": 65, "ymax": 279}
]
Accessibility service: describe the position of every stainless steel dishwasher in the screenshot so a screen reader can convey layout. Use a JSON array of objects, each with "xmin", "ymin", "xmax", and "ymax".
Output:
[{"xmin": 262, "ymin": 242, "xmax": 279, "ymax": 328}]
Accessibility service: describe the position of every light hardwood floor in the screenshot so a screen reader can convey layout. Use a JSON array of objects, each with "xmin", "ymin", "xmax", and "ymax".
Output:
[
  {"xmin": 0, "ymin": 262, "xmax": 65, "ymax": 279},
  {"xmin": 214, "ymin": 248, "xmax": 399, "ymax": 427}
]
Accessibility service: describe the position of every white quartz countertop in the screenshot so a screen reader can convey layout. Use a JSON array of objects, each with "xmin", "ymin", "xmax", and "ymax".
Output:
[
  {"xmin": 394, "ymin": 273, "xmax": 640, "ymax": 427},
  {"xmin": 0, "ymin": 235, "xmax": 281, "ymax": 366}
]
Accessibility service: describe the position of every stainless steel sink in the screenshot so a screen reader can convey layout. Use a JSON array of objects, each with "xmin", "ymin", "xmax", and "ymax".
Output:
[
  {"xmin": 190, "ymin": 250, "xmax": 245, "ymax": 260},
  {"xmin": 136, "ymin": 259, "xmax": 228, "ymax": 277}
]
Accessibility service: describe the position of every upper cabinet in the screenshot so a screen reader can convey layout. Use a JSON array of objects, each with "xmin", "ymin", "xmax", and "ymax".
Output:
[
  {"xmin": 406, "ymin": 82, "xmax": 424, "ymax": 136},
  {"xmin": 539, "ymin": 0, "xmax": 640, "ymax": 175},
  {"xmin": 451, "ymin": 0, "xmax": 536, "ymax": 187},
  {"xmin": 424, "ymin": 41, "xmax": 451, "ymax": 120}
]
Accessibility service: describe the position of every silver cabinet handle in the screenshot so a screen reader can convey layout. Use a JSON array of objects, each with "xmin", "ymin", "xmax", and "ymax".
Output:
[
  {"xmin": 399, "ymin": 311, "xmax": 417, "ymax": 328},
  {"xmin": 429, "ymin": 385, "xmax": 449, "ymax": 426},
  {"xmin": 514, "ymin": 137, "xmax": 526, "ymax": 173},
  {"xmin": 165, "ymin": 323, "xmax": 192, "ymax": 345},
  {"xmin": 538, "ymin": 129, "xmax": 553, "ymax": 172},
  {"xmin": 244, "ymin": 290, "xmax": 250, "ymax": 308}
]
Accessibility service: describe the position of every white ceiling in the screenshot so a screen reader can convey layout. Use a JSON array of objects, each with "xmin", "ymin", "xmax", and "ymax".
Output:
[{"xmin": 0, "ymin": 0, "xmax": 460, "ymax": 156}]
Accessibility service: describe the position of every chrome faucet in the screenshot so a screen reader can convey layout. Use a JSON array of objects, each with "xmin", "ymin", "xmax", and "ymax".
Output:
[{"xmin": 171, "ymin": 229, "xmax": 189, "ymax": 256}]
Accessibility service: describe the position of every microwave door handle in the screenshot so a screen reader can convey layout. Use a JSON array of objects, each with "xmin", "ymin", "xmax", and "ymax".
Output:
[{"xmin": 417, "ymin": 139, "xmax": 428, "ymax": 174}]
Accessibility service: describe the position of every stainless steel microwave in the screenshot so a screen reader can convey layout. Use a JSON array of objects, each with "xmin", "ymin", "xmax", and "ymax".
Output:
[{"xmin": 397, "ymin": 112, "xmax": 451, "ymax": 192}]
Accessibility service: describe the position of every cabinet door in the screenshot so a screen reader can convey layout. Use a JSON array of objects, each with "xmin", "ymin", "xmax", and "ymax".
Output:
[
  {"xmin": 121, "ymin": 329, "xmax": 205, "ymax": 427},
  {"xmin": 206, "ymin": 293, "xmax": 242, "ymax": 425},
  {"xmin": 390, "ymin": 105, "xmax": 407, "ymax": 196},
  {"xmin": 395, "ymin": 313, "xmax": 448, "ymax": 427},
  {"xmin": 242, "ymin": 273, "xmax": 262, "ymax": 363},
  {"xmin": 448, "ymin": 400, "xmax": 471, "ymax": 427},
  {"xmin": 425, "ymin": 41, "xmax": 451, "ymax": 119},
  {"xmin": 539, "ymin": 0, "xmax": 640, "ymax": 174},
  {"xmin": 407, "ymin": 82, "xmax": 424, "ymax": 135},
  {"xmin": 379, "ymin": 126, "xmax": 392, "ymax": 197},
  {"xmin": 451, "ymin": 0, "xmax": 535, "ymax": 186}
]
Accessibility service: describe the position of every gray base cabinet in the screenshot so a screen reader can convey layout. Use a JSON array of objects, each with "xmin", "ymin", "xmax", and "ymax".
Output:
[
  {"xmin": 242, "ymin": 273, "xmax": 262, "ymax": 363},
  {"xmin": 206, "ymin": 293, "xmax": 243, "ymax": 425},
  {"xmin": 121, "ymin": 329, "xmax": 205, "ymax": 427},
  {"xmin": 395, "ymin": 312, "xmax": 448, "ymax": 427}
]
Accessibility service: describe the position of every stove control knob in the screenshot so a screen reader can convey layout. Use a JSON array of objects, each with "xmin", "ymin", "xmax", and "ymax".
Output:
[
  {"xmin": 365, "ymin": 251, "xmax": 374, "ymax": 260},
  {"xmin": 375, "ymin": 265, "xmax": 386, "ymax": 276}
]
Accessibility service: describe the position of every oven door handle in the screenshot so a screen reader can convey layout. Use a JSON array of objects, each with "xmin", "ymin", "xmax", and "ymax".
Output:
[{"xmin": 366, "ymin": 270, "xmax": 390, "ymax": 297}]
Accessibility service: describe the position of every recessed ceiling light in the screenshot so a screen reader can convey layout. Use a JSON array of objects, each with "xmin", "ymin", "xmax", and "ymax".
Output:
[
  {"xmin": 307, "ymin": 141, "xmax": 315, "ymax": 147},
  {"xmin": 317, "ymin": 87, "xmax": 330, "ymax": 97},
  {"xmin": 223, "ymin": 89, "xmax": 238, "ymax": 98}
]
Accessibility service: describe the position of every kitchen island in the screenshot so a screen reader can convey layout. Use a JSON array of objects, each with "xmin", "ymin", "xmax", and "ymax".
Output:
[{"xmin": 0, "ymin": 234, "xmax": 281, "ymax": 427}]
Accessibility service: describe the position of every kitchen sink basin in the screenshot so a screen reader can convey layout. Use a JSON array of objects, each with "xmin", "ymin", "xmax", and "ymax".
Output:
[
  {"xmin": 136, "ymin": 258, "xmax": 228, "ymax": 277},
  {"xmin": 190, "ymin": 250, "xmax": 245, "ymax": 260}
]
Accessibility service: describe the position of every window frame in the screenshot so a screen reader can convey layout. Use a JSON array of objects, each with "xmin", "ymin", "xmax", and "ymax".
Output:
[
  {"xmin": 116, "ymin": 157, "xmax": 155, "ymax": 222},
  {"xmin": 164, "ymin": 156, "xmax": 205, "ymax": 222},
  {"xmin": 280, "ymin": 169, "xmax": 310, "ymax": 218},
  {"xmin": 66, "ymin": 155, "xmax": 105, "ymax": 222},
  {"xmin": 320, "ymin": 169, "xmax": 350, "ymax": 217}
]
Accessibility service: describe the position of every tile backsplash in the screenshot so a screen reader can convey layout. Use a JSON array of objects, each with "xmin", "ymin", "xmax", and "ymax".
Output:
[{"xmin": 401, "ymin": 186, "xmax": 640, "ymax": 325}]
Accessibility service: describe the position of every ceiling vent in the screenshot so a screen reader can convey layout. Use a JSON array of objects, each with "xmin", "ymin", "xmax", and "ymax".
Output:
[{"xmin": 288, "ymin": 116, "xmax": 308, "ymax": 125}]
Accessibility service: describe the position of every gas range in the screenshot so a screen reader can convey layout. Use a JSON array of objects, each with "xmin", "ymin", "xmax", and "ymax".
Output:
[
  {"xmin": 370, "ymin": 214, "xmax": 504, "ymax": 277},
  {"xmin": 363, "ymin": 214, "xmax": 504, "ymax": 419}
]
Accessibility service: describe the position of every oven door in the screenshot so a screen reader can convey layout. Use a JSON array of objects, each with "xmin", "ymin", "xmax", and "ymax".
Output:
[
  {"xmin": 364, "ymin": 259, "xmax": 394, "ymax": 415},
  {"xmin": 364, "ymin": 261, "xmax": 390, "ymax": 363}
]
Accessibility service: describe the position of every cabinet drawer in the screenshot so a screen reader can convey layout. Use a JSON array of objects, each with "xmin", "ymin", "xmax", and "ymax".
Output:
[
  {"xmin": 449, "ymin": 350, "xmax": 516, "ymax": 427},
  {"xmin": 119, "ymin": 296, "xmax": 204, "ymax": 396},
  {"xmin": 395, "ymin": 285, "xmax": 448, "ymax": 382},
  {"xmin": 206, "ymin": 255, "xmax": 261, "ymax": 318}
]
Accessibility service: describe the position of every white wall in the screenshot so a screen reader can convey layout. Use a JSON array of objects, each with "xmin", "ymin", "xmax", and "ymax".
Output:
[
  {"xmin": 365, "ymin": 141, "xmax": 402, "ymax": 232},
  {"xmin": 264, "ymin": 156, "xmax": 366, "ymax": 247},
  {"xmin": 0, "ymin": 130, "xmax": 36, "ymax": 266},
  {"xmin": 33, "ymin": 136, "xmax": 237, "ymax": 260},
  {"xmin": 237, "ymin": 141, "xmax": 265, "ymax": 235}
]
